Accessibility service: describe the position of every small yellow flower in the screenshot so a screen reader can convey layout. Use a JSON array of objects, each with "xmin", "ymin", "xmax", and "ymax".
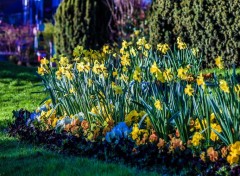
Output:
[
  {"xmin": 210, "ymin": 123, "xmax": 222, "ymax": 142},
  {"xmin": 196, "ymin": 73, "xmax": 205, "ymax": 88},
  {"xmin": 156, "ymin": 70, "xmax": 165, "ymax": 83},
  {"xmin": 163, "ymin": 68, "xmax": 173, "ymax": 82},
  {"xmin": 102, "ymin": 45, "xmax": 110, "ymax": 54},
  {"xmin": 133, "ymin": 66, "xmax": 142, "ymax": 82},
  {"xmin": 120, "ymin": 74, "xmax": 129, "ymax": 83},
  {"xmin": 150, "ymin": 62, "xmax": 160, "ymax": 75},
  {"xmin": 59, "ymin": 57, "xmax": 69, "ymax": 66},
  {"xmin": 112, "ymin": 69, "xmax": 118, "ymax": 77},
  {"xmin": 40, "ymin": 58, "xmax": 49, "ymax": 65},
  {"xmin": 134, "ymin": 30, "xmax": 140, "ymax": 36},
  {"xmin": 177, "ymin": 37, "xmax": 187, "ymax": 50},
  {"xmin": 112, "ymin": 85, "xmax": 123, "ymax": 95},
  {"xmin": 192, "ymin": 48, "xmax": 199, "ymax": 56},
  {"xmin": 129, "ymin": 47, "xmax": 136, "ymax": 57},
  {"xmin": 184, "ymin": 84, "xmax": 194, "ymax": 96},
  {"xmin": 219, "ymin": 80, "xmax": 229, "ymax": 93},
  {"xmin": 38, "ymin": 66, "xmax": 45, "ymax": 76},
  {"xmin": 69, "ymin": 87, "xmax": 76, "ymax": 94},
  {"xmin": 215, "ymin": 56, "xmax": 224, "ymax": 69},
  {"xmin": 154, "ymin": 100, "xmax": 163, "ymax": 110},
  {"xmin": 191, "ymin": 132, "xmax": 204, "ymax": 146},
  {"xmin": 144, "ymin": 43, "xmax": 151, "ymax": 50},
  {"xmin": 157, "ymin": 43, "xmax": 169, "ymax": 54},
  {"xmin": 120, "ymin": 54, "xmax": 131, "ymax": 66},
  {"xmin": 177, "ymin": 67, "xmax": 188, "ymax": 80}
]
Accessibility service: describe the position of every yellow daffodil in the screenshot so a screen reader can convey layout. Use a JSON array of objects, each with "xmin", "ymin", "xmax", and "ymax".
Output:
[
  {"xmin": 156, "ymin": 70, "xmax": 165, "ymax": 83},
  {"xmin": 157, "ymin": 43, "xmax": 169, "ymax": 54},
  {"xmin": 150, "ymin": 62, "xmax": 160, "ymax": 75},
  {"xmin": 219, "ymin": 80, "xmax": 229, "ymax": 93},
  {"xmin": 184, "ymin": 84, "xmax": 194, "ymax": 96},
  {"xmin": 144, "ymin": 43, "xmax": 151, "ymax": 50},
  {"xmin": 38, "ymin": 66, "xmax": 45, "ymax": 76},
  {"xmin": 210, "ymin": 123, "xmax": 222, "ymax": 142},
  {"xmin": 120, "ymin": 54, "xmax": 131, "ymax": 66},
  {"xmin": 177, "ymin": 67, "xmax": 188, "ymax": 80},
  {"xmin": 196, "ymin": 73, "xmax": 205, "ymax": 88},
  {"xmin": 133, "ymin": 66, "xmax": 142, "ymax": 82},
  {"xmin": 163, "ymin": 68, "xmax": 173, "ymax": 82},
  {"xmin": 40, "ymin": 58, "xmax": 49, "ymax": 65},
  {"xmin": 177, "ymin": 37, "xmax": 187, "ymax": 50},
  {"xmin": 59, "ymin": 56, "xmax": 69, "ymax": 66},
  {"xmin": 154, "ymin": 100, "xmax": 163, "ymax": 110},
  {"xmin": 215, "ymin": 56, "xmax": 224, "ymax": 69}
]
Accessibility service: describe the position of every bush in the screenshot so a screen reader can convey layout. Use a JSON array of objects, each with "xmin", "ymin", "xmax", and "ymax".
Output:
[
  {"xmin": 54, "ymin": 0, "xmax": 111, "ymax": 57},
  {"xmin": 147, "ymin": 0, "xmax": 240, "ymax": 68}
]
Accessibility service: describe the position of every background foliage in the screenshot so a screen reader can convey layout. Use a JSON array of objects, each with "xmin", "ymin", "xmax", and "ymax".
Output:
[
  {"xmin": 54, "ymin": 0, "xmax": 111, "ymax": 57},
  {"xmin": 147, "ymin": 0, "xmax": 240, "ymax": 68}
]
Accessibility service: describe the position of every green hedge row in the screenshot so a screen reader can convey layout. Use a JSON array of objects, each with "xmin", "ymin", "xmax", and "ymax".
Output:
[{"xmin": 147, "ymin": 0, "xmax": 240, "ymax": 67}]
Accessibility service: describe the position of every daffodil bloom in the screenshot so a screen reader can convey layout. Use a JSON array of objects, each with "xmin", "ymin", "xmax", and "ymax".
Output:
[
  {"xmin": 40, "ymin": 58, "xmax": 49, "ymax": 65},
  {"xmin": 134, "ymin": 30, "xmax": 140, "ymax": 36},
  {"xmin": 55, "ymin": 70, "xmax": 62, "ymax": 80},
  {"xmin": 154, "ymin": 100, "xmax": 163, "ymax": 110},
  {"xmin": 215, "ymin": 56, "xmax": 224, "ymax": 69},
  {"xmin": 113, "ymin": 85, "xmax": 123, "ymax": 94},
  {"xmin": 219, "ymin": 80, "xmax": 229, "ymax": 93},
  {"xmin": 157, "ymin": 43, "xmax": 169, "ymax": 54},
  {"xmin": 120, "ymin": 54, "xmax": 131, "ymax": 66},
  {"xmin": 112, "ymin": 68, "xmax": 118, "ymax": 77},
  {"xmin": 136, "ymin": 37, "xmax": 147, "ymax": 46},
  {"xmin": 38, "ymin": 66, "xmax": 45, "ymax": 76},
  {"xmin": 177, "ymin": 37, "xmax": 187, "ymax": 50},
  {"xmin": 150, "ymin": 62, "xmax": 160, "ymax": 75},
  {"xmin": 210, "ymin": 123, "xmax": 222, "ymax": 141},
  {"xmin": 129, "ymin": 47, "xmax": 136, "ymax": 57},
  {"xmin": 88, "ymin": 79, "xmax": 93, "ymax": 87},
  {"xmin": 59, "ymin": 56, "xmax": 69, "ymax": 66},
  {"xmin": 144, "ymin": 43, "xmax": 151, "ymax": 50},
  {"xmin": 143, "ymin": 50, "xmax": 149, "ymax": 57},
  {"xmin": 184, "ymin": 84, "xmax": 194, "ymax": 96},
  {"xmin": 69, "ymin": 87, "xmax": 76, "ymax": 94},
  {"xmin": 163, "ymin": 68, "xmax": 173, "ymax": 82},
  {"xmin": 120, "ymin": 74, "xmax": 129, "ymax": 83},
  {"xmin": 133, "ymin": 66, "xmax": 142, "ymax": 82},
  {"xmin": 102, "ymin": 45, "xmax": 110, "ymax": 54},
  {"xmin": 77, "ymin": 62, "xmax": 85, "ymax": 72},
  {"xmin": 65, "ymin": 70, "xmax": 73, "ymax": 80},
  {"xmin": 177, "ymin": 67, "xmax": 188, "ymax": 80},
  {"xmin": 191, "ymin": 48, "xmax": 199, "ymax": 56},
  {"xmin": 196, "ymin": 73, "xmax": 205, "ymax": 88},
  {"xmin": 156, "ymin": 70, "xmax": 165, "ymax": 83},
  {"xmin": 122, "ymin": 40, "xmax": 128, "ymax": 49}
]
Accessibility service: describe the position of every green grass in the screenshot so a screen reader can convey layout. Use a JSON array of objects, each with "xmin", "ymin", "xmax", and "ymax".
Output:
[
  {"xmin": 0, "ymin": 62, "xmax": 46, "ymax": 129},
  {"xmin": 0, "ymin": 61, "xmax": 160, "ymax": 176},
  {"xmin": 0, "ymin": 133, "xmax": 160, "ymax": 176}
]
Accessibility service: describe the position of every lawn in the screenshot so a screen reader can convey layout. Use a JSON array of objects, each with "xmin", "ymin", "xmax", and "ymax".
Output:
[{"xmin": 0, "ymin": 61, "xmax": 159, "ymax": 176}]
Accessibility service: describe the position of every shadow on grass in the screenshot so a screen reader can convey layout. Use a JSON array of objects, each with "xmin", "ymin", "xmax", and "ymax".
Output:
[
  {"xmin": 0, "ymin": 133, "xmax": 158, "ymax": 176},
  {"xmin": 0, "ymin": 62, "xmax": 40, "ymax": 83}
]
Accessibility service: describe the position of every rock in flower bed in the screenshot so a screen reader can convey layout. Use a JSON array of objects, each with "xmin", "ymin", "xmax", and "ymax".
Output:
[{"xmin": 8, "ymin": 36, "xmax": 240, "ymax": 175}]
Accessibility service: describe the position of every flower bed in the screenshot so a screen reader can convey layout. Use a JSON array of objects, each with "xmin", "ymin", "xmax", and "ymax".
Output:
[{"xmin": 8, "ymin": 36, "xmax": 240, "ymax": 175}]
